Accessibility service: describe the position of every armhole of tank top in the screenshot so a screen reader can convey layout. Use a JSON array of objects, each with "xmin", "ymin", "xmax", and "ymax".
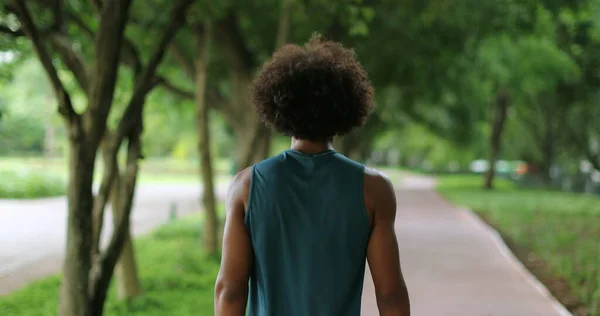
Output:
[
  {"xmin": 358, "ymin": 164, "xmax": 371, "ymax": 233},
  {"xmin": 243, "ymin": 165, "xmax": 256, "ymax": 227}
]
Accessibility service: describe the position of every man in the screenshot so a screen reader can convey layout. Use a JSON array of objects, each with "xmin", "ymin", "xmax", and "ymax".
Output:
[{"xmin": 214, "ymin": 34, "xmax": 410, "ymax": 316}]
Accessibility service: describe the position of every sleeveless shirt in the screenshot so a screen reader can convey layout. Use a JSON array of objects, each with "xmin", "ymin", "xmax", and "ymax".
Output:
[{"xmin": 244, "ymin": 149, "xmax": 371, "ymax": 316}]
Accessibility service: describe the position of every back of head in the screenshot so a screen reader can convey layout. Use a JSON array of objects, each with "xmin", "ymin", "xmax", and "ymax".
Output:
[{"xmin": 249, "ymin": 34, "xmax": 375, "ymax": 141}]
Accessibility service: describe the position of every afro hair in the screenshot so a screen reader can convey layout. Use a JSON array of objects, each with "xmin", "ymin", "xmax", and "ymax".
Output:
[{"xmin": 249, "ymin": 33, "xmax": 375, "ymax": 141}]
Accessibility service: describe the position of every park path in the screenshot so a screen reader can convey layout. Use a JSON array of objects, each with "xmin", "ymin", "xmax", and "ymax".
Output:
[
  {"xmin": 0, "ymin": 183, "xmax": 228, "ymax": 295},
  {"xmin": 361, "ymin": 173, "xmax": 571, "ymax": 316}
]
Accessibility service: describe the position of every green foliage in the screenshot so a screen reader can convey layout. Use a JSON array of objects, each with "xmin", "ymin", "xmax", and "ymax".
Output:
[
  {"xmin": 0, "ymin": 215, "xmax": 220, "ymax": 316},
  {"xmin": 0, "ymin": 113, "xmax": 46, "ymax": 154},
  {"xmin": 0, "ymin": 58, "xmax": 65, "ymax": 155},
  {"xmin": 438, "ymin": 175, "xmax": 600, "ymax": 315},
  {"xmin": 0, "ymin": 170, "xmax": 66, "ymax": 199}
]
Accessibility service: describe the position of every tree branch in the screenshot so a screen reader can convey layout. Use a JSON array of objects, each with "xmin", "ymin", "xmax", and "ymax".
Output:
[
  {"xmin": 158, "ymin": 78, "xmax": 194, "ymax": 100},
  {"xmin": 111, "ymin": 0, "xmax": 196, "ymax": 149},
  {"xmin": 11, "ymin": 0, "xmax": 78, "ymax": 123},
  {"xmin": 0, "ymin": 25, "xmax": 25, "ymax": 37},
  {"xmin": 275, "ymin": 0, "xmax": 293, "ymax": 48},
  {"xmin": 51, "ymin": 0, "xmax": 65, "ymax": 32},
  {"xmin": 84, "ymin": 0, "xmax": 133, "ymax": 150},
  {"xmin": 90, "ymin": 135, "xmax": 119, "ymax": 257},
  {"xmin": 87, "ymin": 0, "xmax": 197, "ymax": 296},
  {"xmin": 170, "ymin": 40, "xmax": 195, "ymax": 79},
  {"xmin": 66, "ymin": 12, "xmax": 95, "ymax": 37},
  {"xmin": 217, "ymin": 13, "xmax": 255, "ymax": 72},
  {"xmin": 67, "ymin": 11, "xmax": 143, "ymax": 77},
  {"xmin": 89, "ymin": 113, "xmax": 142, "ymax": 312},
  {"xmin": 48, "ymin": 33, "xmax": 90, "ymax": 93},
  {"xmin": 24, "ymin": 0, "xmax": 91, "ymax": 93}
]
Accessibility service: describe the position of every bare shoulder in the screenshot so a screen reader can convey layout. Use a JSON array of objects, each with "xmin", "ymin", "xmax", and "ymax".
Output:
[
  {"xmin": 363, "ymin": 167, "xmax": 397, "ymax": 219},
  {"xmin": 227, "ymin": 167, "xmax": 253, "ymax": 213},
  {"xmin": 364, "ymin": 166, "xmax": 395, "ymax": 194}
]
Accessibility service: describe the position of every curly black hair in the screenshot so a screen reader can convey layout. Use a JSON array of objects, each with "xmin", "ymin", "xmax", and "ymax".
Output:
[{"xmin": 249, "ymin": 33, "xmax": 375, "ymax": 141}]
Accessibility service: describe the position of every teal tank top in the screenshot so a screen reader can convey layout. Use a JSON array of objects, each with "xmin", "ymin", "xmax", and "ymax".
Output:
[{"xmin": 245, "ymin": 149, "xmax": 371, "ymax": 316}]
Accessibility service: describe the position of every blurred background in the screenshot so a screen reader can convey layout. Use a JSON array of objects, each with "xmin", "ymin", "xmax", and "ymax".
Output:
[{"xmin": 0, "ymin": 0, "xmax": 599, "ymax": 315}]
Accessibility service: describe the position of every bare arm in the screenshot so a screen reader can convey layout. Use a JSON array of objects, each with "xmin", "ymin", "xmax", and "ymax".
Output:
[
  {"xmin": 214, "ymin": 169, "xmax": 253, "ymax": 316},
  {"xmin": 365, "ymin": 169, "xmax": 410, "ymax": 316}
]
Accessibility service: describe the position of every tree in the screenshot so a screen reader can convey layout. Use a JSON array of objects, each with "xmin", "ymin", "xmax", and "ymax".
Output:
[
  {"xmin": 155, "ymin": 0, "xmax": 300, "ymax": 254},
  {"xmin": 3, "ymin": 0, "xmax": 194, "ymax": 314},
  {"xmin": 551, "ymin": 0, "xmax": 600, "ymax": 173},
  {"xmin": 192, "ymin": 20, "xmax": 220, "ymax": 255}
]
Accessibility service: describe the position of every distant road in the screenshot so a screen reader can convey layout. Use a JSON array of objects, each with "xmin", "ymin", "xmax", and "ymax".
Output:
[{"xmin": 0, "ymin": 183, "xmax": 228, "ymax": 294}]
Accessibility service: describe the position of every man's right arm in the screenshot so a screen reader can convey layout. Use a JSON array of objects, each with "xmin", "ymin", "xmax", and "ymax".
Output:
[{"xmin": 365, "ymin": 169, "xmax": 410, "ymax": 316}]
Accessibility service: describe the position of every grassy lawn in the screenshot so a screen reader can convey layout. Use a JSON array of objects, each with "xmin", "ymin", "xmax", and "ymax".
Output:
[
  {"xmin": 0, "ymin": 170, "xmax": 66, "ymax": 199},
  {"xmin": 0, "ymin": 156, "xmax": 233, "ymax": 199},
  {"xmin": 0, "ymin": 214, "xmax": 220, "ymax": 316},
  {"xmin": 437, "ymin": 174, "xmax": 600, "ymax": 316}
]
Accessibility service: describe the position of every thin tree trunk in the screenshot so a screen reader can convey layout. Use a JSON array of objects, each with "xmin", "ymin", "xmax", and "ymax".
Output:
[
  {"xmin": 540, "ymin": 135, "xmax": 554, "ymax": 187},
  {"xmin": 114, "ymin": 232, "xmax": 141, "ymax": 299},
  {"xmin": 484, "ymin": 90, "xmax": 510, "ymax": 190},
  {"xmin": 194, "ymin": 24, "xmax": 219, "ymax": 255},
  {"xmin": 88, "ymin": 117, "xmax": 143, "ymax": 316},
  {"xmin": 257, "ymin": 0, "xmax": 294, "ymax": 160},
  {"xmin": 110, "ymin": 175, "xmax": 142, "ymax": 300},
  {"xmin": 257, "ymin": 126, "xmax": 272, "ymax": 162},
  {"xmin": 540, "ymin": 100, "xmax": 556, "ymax": 187}
]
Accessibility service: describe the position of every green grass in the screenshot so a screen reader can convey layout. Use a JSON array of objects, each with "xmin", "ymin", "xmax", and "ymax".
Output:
[
  {"xmin": 0, "ymin": 156, "xmax": 233, "ymax": 198},
  {"xmin": 437, "ymin": 174, "xmax": 600, "ymax": 315},
  {"xmin": 0, "ymin": 214, "xmax": 220, "ymax": 316},
  {"xmin": 0, "ymin": 170, "xmax": 66, "ymax": 198}
]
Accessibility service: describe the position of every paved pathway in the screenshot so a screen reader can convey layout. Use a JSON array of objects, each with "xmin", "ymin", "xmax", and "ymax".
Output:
[
  {"xmin": 0, "ymin": 183, "xmax": 228, "ymax": 295},
  {"xmin": 1, "ymin": 172, "xmax": 573, "ymax": 316},
  {"xmin": 361, "ymin": 174, "xmax": 571, "ymax": 316}
]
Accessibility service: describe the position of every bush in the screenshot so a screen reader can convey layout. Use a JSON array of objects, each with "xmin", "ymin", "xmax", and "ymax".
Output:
[{"xmin": 0, "ymin": 170, "xmax": 66, "ymax": 199}]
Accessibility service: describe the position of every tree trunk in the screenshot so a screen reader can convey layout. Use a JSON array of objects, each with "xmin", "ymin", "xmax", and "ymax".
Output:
[
  {"xmin": 110, "ymin": 175, "xmax": 142, "ymax": 300},
  {"xmin": 257, "ymin": 126, "xmax": 272, "ymax": 161},
  {"xmin": 254, "ymin": 0, "xmax": 293, "ymax": 161},
  {"xmin": 195, "ymin": 25, "xmax": 219, "ymax": 255},
  {"xmin": 114, "ymin": 232, "xmax": 142, "ymax": 299},
  {"xmin": 484, "ymin": 90, "xmax": 510, "ymax": 190},
  {"xmin": 540, "ymin": 100, "xmax": 556, "ymax": 188},
  {"xmin": 59, "ymin": 137, "xmax": 95, "ymax": 316},
  {"xmin": 11, "ymin": 0, "xmax": 193, "ymax": 314},
  {"xmin": 540, "ymin": 135, "xmax": 554, "ymax": 187},
  {"xmin": 88, "ymin": 118, "xmax": 143, "ymax": 316},
  {"xmin": 229, "ymin": 67, "xmax": 258, "ymax": 171}
]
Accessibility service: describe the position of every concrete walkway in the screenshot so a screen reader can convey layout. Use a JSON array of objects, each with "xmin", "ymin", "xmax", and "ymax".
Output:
[
  {"xmin": 0, "ymin": 183, "xmax": 228, "ymax": 295},
  {"xmin": 361, "ymin": 174, "xmax": 571, "ymax": 316}
]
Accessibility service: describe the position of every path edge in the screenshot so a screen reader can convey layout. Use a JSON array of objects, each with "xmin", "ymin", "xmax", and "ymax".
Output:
[{"xmin": 457, "ymin": 207, "xmax": 573, "ymax": 316}]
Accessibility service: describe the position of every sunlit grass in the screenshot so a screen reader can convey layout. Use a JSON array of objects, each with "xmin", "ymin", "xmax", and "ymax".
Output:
[
  {"xmin": 437, "ymin": 174, "xmax": 600, "ymax": 315},
  {"xmin": 0, "ymin": 156, "xmax": 233, "ymax": 198},
  {"xmin": 0, "ymin": 214, "xmax": 220, "ymax": 316},
  {"xmin": 0, "ymin": 170, "xmax": 66, "ymax": 198}
]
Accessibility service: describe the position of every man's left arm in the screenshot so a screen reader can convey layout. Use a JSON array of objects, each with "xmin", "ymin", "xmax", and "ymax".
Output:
[{"xmin": 214, "ymin": 169, "xmax": 253, "ymax": 315}]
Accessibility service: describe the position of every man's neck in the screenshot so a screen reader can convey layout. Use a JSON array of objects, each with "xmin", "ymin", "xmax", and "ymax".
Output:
[{"xmin": 291, "ymin": 137, "xmax": 334, "ymax": 154}]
